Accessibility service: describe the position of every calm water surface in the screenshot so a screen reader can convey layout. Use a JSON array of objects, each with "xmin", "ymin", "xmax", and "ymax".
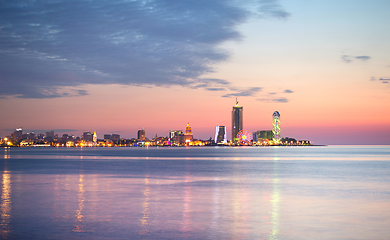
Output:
[{"xmin": 1, "ymin": 146, "xmax": 390, "ymax": 239}]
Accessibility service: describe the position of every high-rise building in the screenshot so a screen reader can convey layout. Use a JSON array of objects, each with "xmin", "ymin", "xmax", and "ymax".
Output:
[
  {"xmin": 104, "ymin": 134, "xmax": 112, "ymax": 140},
  {"xmin": 138, "ymin": 129, "xmax": 145, "ymax": 141},
  {"xmin": 93, "ymin": 131, "xmax": 97, "ymax": 143},
  {"xmin": 215, "ymin": 126, "xmax": 227, "ymax": 144},
  {"xmin": 232, "ymin": 98, "xmax": 243, "ymax": 141},
  {"xmin": 184, "ymin": 123, "xmax": 193, "ymax": 143},
  {"xmin": 272, "ymin": 111, "xmax": 281, "ymax": 143}
]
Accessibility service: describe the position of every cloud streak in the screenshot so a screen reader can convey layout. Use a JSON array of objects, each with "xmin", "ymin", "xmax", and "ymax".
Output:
[
  {"xmin": 0, "ymin": 0, "xmax": 289, "ymax": 98},
  {"xmin": 370, "ymin": 77, "xmax": 389, "ymax": 84},
  {"xmin": 222, "ymin": 87, "xmax": 262, "ymax": 98},
  {"xmin": 341, "ymin": 55, "xmax": 371, "ymax": 63},
  {"xmin": 257, "ymin": 97, "xmax": 288, "ymax": 103}
]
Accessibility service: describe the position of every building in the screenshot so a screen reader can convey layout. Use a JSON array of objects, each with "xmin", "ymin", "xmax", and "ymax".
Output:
[
  {"xmin": 232, "ymin": 98, "xmax": 243, "ymax": 141},
  {"xmin": 37, "ymin": 133, "xmax": 44, "ymax": 140},
  {"xmin": 253, "ymin": 130, "xmax": 274, "ymax": 142},
  {"xmin": 137, "ymin": 129, "xmax": 145, "ymax": 141},
  {"xmin": 28, "ymin": 132, "xmax": 36, "ymax": 140},
  {"xmin": 11, "ymin": 128, "xmax": 23, "ymax": 142},
  {"xmin": 169, "ymin": 130, "xmax": 182, "ymax": 139},
  {"xmin": 104, "ymin": 134, "xmax": 112, "ymax": 140},
  {"xmin": 111, "ymin": 134, "xmax": 120, "ymax": 141},
  {"xmin": 83, "ymin": 132, "xmax": 93, "ymax": 142},
  {"xmin": 93, "ymin": 132, "xmax": 97, "ymax": 143},
  {"xmin": 46, "ymin": 131, "xmax": 55, "ymax": 141},
  {"xmin": 169, "ymin": 130, "xmax": 183, "ymax": 145},
  {"xmin": 215, "ymin": 126, "xmax": 227, "ymax": 144},
  {"xmin": 184, "ymin": 123, "xmax": 193, "ymax": 143}
]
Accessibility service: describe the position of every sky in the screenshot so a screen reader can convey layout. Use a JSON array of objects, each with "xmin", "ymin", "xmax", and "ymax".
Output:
[{"xmin": 0, "ymin": 0, "xmax": 389, "ymax": 145}]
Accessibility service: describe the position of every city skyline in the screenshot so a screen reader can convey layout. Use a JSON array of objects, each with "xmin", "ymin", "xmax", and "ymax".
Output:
[
  {"xmin": 0, "ymin": 100, "xmax": 289, "ymax": 143},
  {"xmin": 1, "ymin": 1, "xmax": 389, "ymax": 145}
]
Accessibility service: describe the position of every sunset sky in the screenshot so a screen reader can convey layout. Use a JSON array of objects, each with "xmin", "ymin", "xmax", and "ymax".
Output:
[{"xmin": 1, "ymin": 0, "xmax": 389, "ymax": 145}]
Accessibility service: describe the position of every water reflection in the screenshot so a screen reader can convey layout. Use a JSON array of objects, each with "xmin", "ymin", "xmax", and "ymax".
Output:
[
  {"xmin": 53, "ymin": 174, "xmax": 60, "ymax": 222},
  {"xmin": 140, "ymin": 175, "xmax": 150, "ymax": 237},
  {"xmin": 270, "ymin": 157, "xmax": 280, "ymax": 239},
  {"xmin": 180, "ymin": 171, "xmax": 193, "ymax": 238},
  {"xmin": 73, "ymin": 174, "xmax": 85, "ymax": 232},
  {"xmin": 3, "ymin": 148, "xmax": 9, "ymax": 159},
  {"xmin": 231, "ymin": 161, "xmax": 249, "ymax": 239},
  {"xmin": 0, "ymin": 171, "xmax": 11, "ymax": 238},
  {"xmin": 211, "ymin": 177, "xmax": 220, "ymax": 235}
]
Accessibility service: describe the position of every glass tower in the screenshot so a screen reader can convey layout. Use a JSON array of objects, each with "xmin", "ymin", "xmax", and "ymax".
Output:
[{"xmin": 232, "ymin": 98, "xmax": 243, "ymax": 141}]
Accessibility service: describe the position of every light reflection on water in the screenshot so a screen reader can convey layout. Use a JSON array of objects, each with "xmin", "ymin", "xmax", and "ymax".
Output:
[
  {"xmin": 270, "ymin": 158, "xmax": 280, "ymax": 240},
  {"xmin": 180, "ymin": 172, "xmax": 192, "ymax": 238},
  {"xmin": 0, "ymin": 146, "xmax": 389, "ymax": 239},
  {"xmin": 0, "ymin": 170, "xmax": 11, "ymax": 238},
  {"xmin": 73, "ymin": 174, "xmax": 85, "ymax": 233},
  {"xmin": 140, "ymin": 175, "xmax": 150, "ymax": 237}
]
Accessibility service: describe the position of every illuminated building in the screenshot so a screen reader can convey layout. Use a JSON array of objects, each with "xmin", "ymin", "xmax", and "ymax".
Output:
[
  {"xmin": 20, "ymin": 140, "xmax": 34, "ymax": 147},
  {"xmin": 169, "ymin": 130, "xmax": 183, "ymax": 145},
  {"xmin": 11, "ymin": 128, "xmax": 23, "ymax": 142},
  {"xmin": 215, "ymin": 126, "xmax": 227, "ymax": 144},
  {"xmin": 169, "ymin": 130, "xmax": 182, "ymax": 139},
  {"xmin": 272, "ymin": 111, "xmax": 281, "ymax": 143},
  {"xmin": 61, "ymin": 134, "xmax": 69, "ymax": 143},
  {"xmin": 138, "ymin": 129, "xmax": 145, "ymax": 141},
  {"xmin": 93, "ymin": 132, "xmax": 97, "ymax": 143},
  {"xmin": 37, "ymin": 133, "xmax": 44, "ymax": 140},
  {"xmin": 232, "ymin": 98, "xmax": 243, "ymax": 141},
  {"xmin": 253, "ymin": 130, "xmax": 274, "ymax": 142},
  {"xmin": 184, "ymin": 123, "xmax": 193, "ymax": 143},
  {"xmin": 83, "ymin": 132, "xmax": 93, "ymax": 142}
]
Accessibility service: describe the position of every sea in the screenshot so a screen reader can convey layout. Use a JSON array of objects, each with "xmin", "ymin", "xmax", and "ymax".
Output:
[{"xmin": 1, "ymin": 146, "xmax": 390, "ymax": 240}]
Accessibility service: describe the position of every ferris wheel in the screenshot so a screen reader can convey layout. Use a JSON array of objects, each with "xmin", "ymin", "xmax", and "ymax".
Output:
[{"xmin": 236, "ymin": 129, "xmax": 252, "ymax": 145}]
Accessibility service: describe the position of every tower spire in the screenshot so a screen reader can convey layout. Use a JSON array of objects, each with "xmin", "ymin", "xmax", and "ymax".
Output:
[{"xmin": 235, "ymin": 97, "xmax": 238, "ymax": 106}]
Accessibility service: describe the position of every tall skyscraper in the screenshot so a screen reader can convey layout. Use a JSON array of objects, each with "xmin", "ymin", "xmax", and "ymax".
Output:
[
  {"xmin": 232, "ymin": 98, "xmax": 243, "ymax": 141},
  {"xmin": 215, "ymin": 126, "xmax": 227, "ymax": 144},
  {"xmin": 138, "ymin": 129, "xmax": 145, "ymax": 141}
]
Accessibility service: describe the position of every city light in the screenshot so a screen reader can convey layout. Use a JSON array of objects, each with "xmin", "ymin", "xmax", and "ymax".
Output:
[{"xmin": 0, "ymin": 101, "xmax": 311, "ymax": 148}]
